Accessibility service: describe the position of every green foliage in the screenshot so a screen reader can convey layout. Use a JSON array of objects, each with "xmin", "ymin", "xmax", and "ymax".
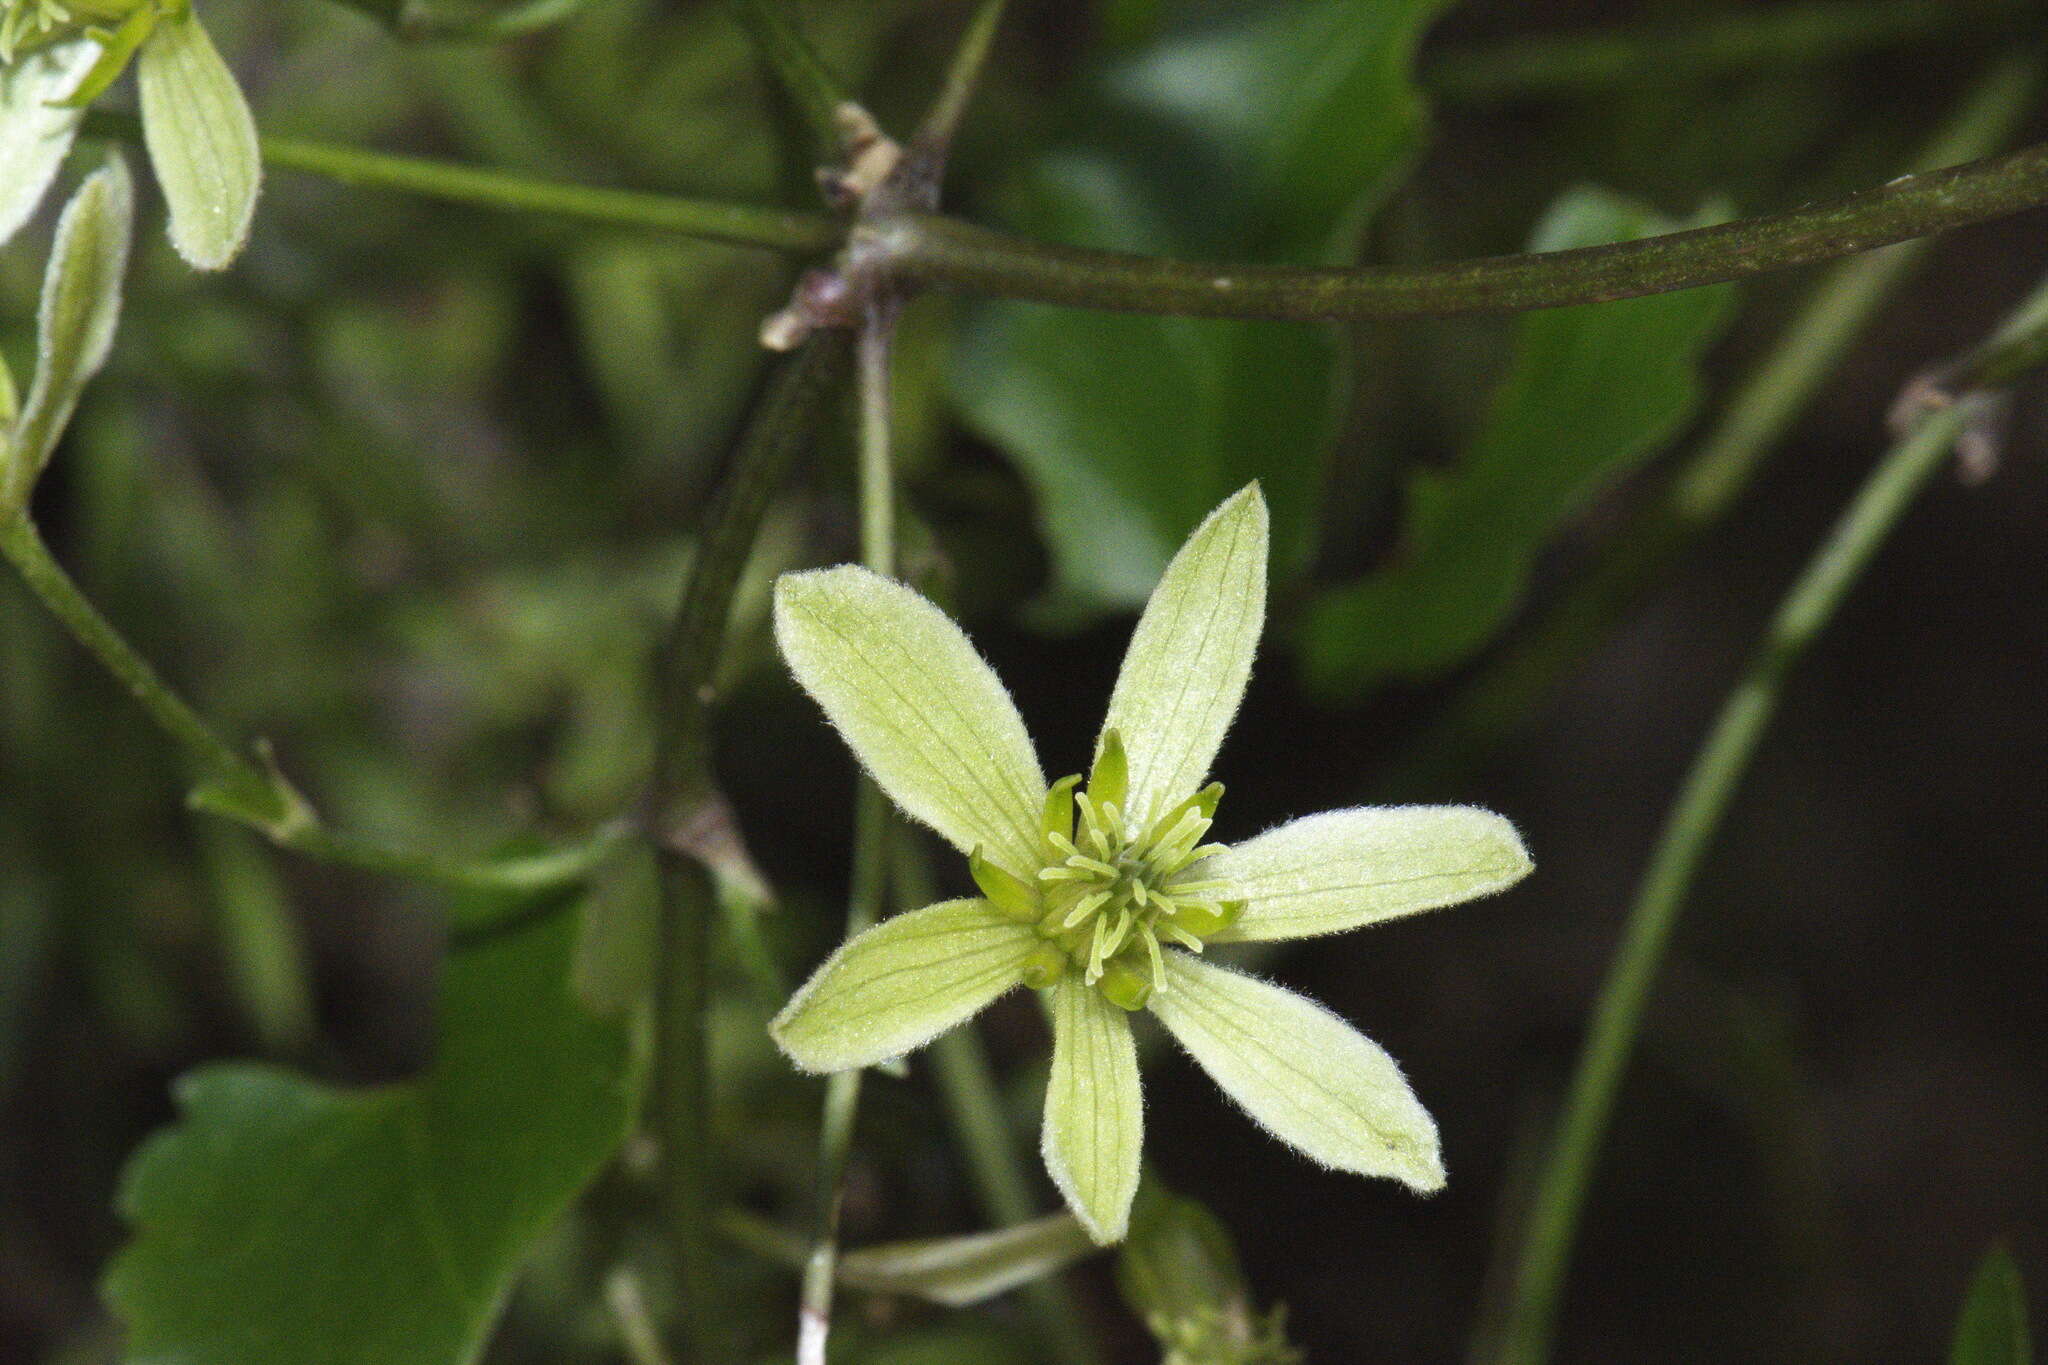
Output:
[
  {"xmin": 1302, "ymin": 187, "xmax": 1737, "ymax": 693},
  {"xmin": 104, "ymin": 900, "xmax": 643, "ymax": 1365},
  {"xmin": 1950, "ymin": 1246, "xmax": 2033, "ymax": 1365},
  {"xmin": 137, "ymin": 3, "xmax": 263, "ymax": 269},
  {"xmin": 951, "ymin": 0, "xmax": 1453, "ymax": 612}
]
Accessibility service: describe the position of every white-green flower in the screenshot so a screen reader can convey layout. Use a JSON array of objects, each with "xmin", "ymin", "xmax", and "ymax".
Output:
[
  {"xmin": 769, "ymin": 485, "xmax": 1533, "ymax": 1243},
  {"xmin": 2, "ymin": 0, "xmax": 258, "ymax": 269}
]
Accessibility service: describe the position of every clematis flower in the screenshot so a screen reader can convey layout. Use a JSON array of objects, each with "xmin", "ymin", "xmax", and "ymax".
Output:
[
  {"xmin": 2, "ymin": 0, "xmax": 259, "ymax": 268},
  {"xmin": 769, "ymin": 485, "xmax": 1532, "ymax": 1243}
]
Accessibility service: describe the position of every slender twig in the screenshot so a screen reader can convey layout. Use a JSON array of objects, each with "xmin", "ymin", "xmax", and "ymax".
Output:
[
  {"xmin": 1424, "ymin": 0, "xmax": 2025, "ymax": 103},
  {"xmin": 79, "ymin": 111, "xmax": 839, "ymax": 254},
  {"xmin": 644, "ymin": 334, "xmax": 853, "ymax": 1360},
  {"xmin": 1479, "ymin": 273, "xmax": 2048, "ymax": 1365},
  {"xmin": 76, "ymin": 111, "xmax": 2048, "ymax": 323},
  {"xmin": 0, "ymin": 513, "xmax": 616, "ymax": 897},
  {"xmin": 1375, "ymin": 54, "xmax": 2042, "ymax": 796},
  {"xmin": 914, "ymin": 0, "xmax": 1009, "ymax": 159},
  {"xmin": 797, "ymin": 308, "xmax": 898, "ymax": 1365},
  {"xmin": 725, "ymin": 0, "xmax": 849, "ymax": 156},
  {"xmin": 605, "ymin": 1268, "xmax": 677, "ymax": 1365},
  {"xmin": 878, "ymin": 134, "xmax": 2048, "ymax": 319}
]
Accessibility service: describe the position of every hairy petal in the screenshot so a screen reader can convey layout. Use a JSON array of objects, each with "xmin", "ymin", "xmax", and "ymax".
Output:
[
  {"xmin": 771, "ymin": 899, "xmax": 1037, "ymax": 1073},
  {"xmin": 775, "ymin": 567, "xmax": 1046, "ymax": 874},
  {"xmin": 1042, "ymin": 977, "xmax": 1143, "ymax": 1244},
  {"xmin": 1150, "ymin": 954, "xmax": 1442, "ymax": 1192},
  {"xmin": 138, "ymin": 7, "xmax": 261, "ymax": 270},
  {"xmin": 0, "ymin": 39, "xmax": 98, "ymax": 250},
  {"xmin": 1099, "ymin": 484, "xmax": 1267, "ymax": 827},
  {"xmin": 1208, "ymin": 805, "xmax": 1531, "ymax": 943}
]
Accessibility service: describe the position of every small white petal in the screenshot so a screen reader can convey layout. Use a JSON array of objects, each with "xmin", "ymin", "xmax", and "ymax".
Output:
[
  {"xmin": 771, "ymin": 899, "xmax": 1037, "ymax": 1073},
  {"xmin": 1042, "ymin": 977, "xmax": 1143, "ymax": 1244},
  {"xmin": 138, "ymin": 7, "xmax": 261, "ymax": 270},
  {"xmin": 1207, "ymin": 805, "xmax": 1531, "ymax": 943},
  {"xmin": 775, "ymin": 567, "xmax": 1046, "ymax": 875},
  {"xmin": 0, "ymin": 39, "xmax": 97, "ymax": 249},
  {"xmin": 1099, "ymin": 485, "xmax": 1267, "ymax": 827},
  {"xmin": 1150, "ymin": 953, "xmax": 1442, "ymax": 1192}
]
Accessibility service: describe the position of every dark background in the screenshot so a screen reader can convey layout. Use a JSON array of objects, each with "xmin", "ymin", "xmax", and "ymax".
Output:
[{"xmin": 2, "ymin": 0, "xmax": 2044, "ymax": 1360}]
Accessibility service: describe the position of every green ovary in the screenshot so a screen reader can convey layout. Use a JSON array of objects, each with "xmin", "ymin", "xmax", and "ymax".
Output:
[{"xmin": 975, "ymin": 731, "xmax": 1243, "ymax": 1012}]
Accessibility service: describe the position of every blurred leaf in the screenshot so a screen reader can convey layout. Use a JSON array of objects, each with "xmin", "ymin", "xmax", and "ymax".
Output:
[
  {"xmin": 837, "ymin": 1212, "xmax": 1097, "ymax": 1307},
  {"xmin": 104, "ymin": 899, "xmax": 643, "ymax": 1365},
  {"xmin": 724, "ymin": 1208, "xmax": 1096, "ymax": 1308},
  {"xmin": 0, "ymin": 37, "xmax": 96, "ymax": 248},
  {"xmin": 4, "ymin": 155, "xmax": 132, "ymax": 507},
  {"xmin": 138, "ymin": 6, "xmax": 261, "ymax": 270},
  {"xmin": 1118, "ymin": 1177, "xmax": 1301, "ymax": 1365},
  {"xmin": 1950, "ymin": 1245, "xmax": 2032, "ymax": 1365},
  {"xmin": 952, "ymin": 0, "xmax": 1454, "ymax": 614},
  {"xmin": 1302, "ymin": 187, "xmax": 1737, "ymax": 694}
]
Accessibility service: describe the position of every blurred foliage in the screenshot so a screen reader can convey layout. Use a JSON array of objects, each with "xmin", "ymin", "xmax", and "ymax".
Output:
[
  {"xmin": 1118, "ymin": 1178, "xmax": 1301, "ymax": 1365},
  {"xmin": 1302, "ymin": 187, "xmax": 1736, "ymax": 693},
  {"xmin": 952, "ymin": 0, "xmax": 1452, "ymax": 615},
  {"xmin": 0, "ymin": 0, "xmax": 2041, "ymax": 1362}
]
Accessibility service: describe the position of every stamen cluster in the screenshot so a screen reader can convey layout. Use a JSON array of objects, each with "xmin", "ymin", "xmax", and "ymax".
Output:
[
  {"xmin": 973, "ymin": 730, "xmax": 1241, "ymax": 1010},
  {"xmin": 1, "ymin": 0, "xmax": 135, "ymax": 62}
]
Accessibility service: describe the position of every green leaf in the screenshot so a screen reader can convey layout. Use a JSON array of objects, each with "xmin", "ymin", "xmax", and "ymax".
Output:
[
  {"xmin": 138, "ymin": 5, "xmax": 261, "ymax": 270},
  {"xmin": 1043, "ymin": 977, "xmax": 1143, "ymax": 1244},
  {"xmin": 104, "ymin": 901, "xmax": 642, "ymax": 1365},
  {"xmin": 0, "ymin": 38, "xmax": 97, "ymax": 248},
  {"xmin": 951, "ymin": 0, "xmax": 1454, "ymax": 612},
  {"xmin": 1208, "ymin": 805, "xmax": 1531, "ymax": 943},
  {"xmin": 1950, "ymin": 1245, "xmax": 2032, "ymax": 1365},
  {"xmin": 1099, "ymin": 484, "xmax": 1266, "ymax": 827},
  {"xmin": 774, "ymin": 567, "xmax": 1047, "ymax": 876},
  {"xmin": 1302, "ymin": 187, "xmax": 1738, "ymax": 694},
  {"xmin": 836, "ymin": 1212, "xmax": 1098, "ymax": 1307},
  {"xmin": 4, "ymin": 155, "xmax": 133, "ymax": 509},
  {"xmin": 1149, "ymin": 953, "xmax": 1443, "ymax": 1192},
  {"xmin": 770, "ymin": 898, "xmax": 1039, "ymax": 1074}
]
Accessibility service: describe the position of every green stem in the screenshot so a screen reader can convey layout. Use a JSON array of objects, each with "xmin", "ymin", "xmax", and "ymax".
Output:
[
  {"xmin": 725, "ymin": 0, "xmax": 850, "ymax": 156},
  {"xmin": 1376, "ymin": 53, "xmax": 2041, "ymax": 796},
  {"xmin": 0, "ymin": 513, "xmax": 604, "ymax": 895},
  {"xmin": 797, "ymin": 312, "xmax": 899, "ymax": 1365},
  {"xmin": 80, "ymin": 110, "xmax": 839, "ymax": 254},
  {"xmin": 1481, "ymin": 272, "xmax": 2048, "ymax": 1365},
  {"xmin": 1424, "ymin": 0, "xmax": 2025, "ymax": 103},
  {"xmin": 915, "ymin": 0, "xmax": 1009, "ymax": 155},
  {"xmin": 880, "ymin": 132, "xmax": 2048, "ymax": 319},
  {"xmin": 645, "ymin": 335, "xmax": 853, "ymax": 1359}
]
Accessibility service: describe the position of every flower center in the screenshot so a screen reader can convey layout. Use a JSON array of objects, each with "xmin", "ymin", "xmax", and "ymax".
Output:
[{"xmin": 971, "ymin": 730, "xmax": 1241, "ymax": 1011}]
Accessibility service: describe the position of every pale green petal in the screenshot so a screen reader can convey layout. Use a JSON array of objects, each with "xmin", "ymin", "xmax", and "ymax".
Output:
[
  {"xmin": 1098, "ymin": 484, "xmax": 1267, "ymax": 827},
  {"xmin": 1150, "ymin": 954, "xmax": 1442, "ymax": 1192},
  {"xmin": 0, "ymin": 39, "xmax": 97, "ymax": 249},
  {"xmin": 4, "ymin": 156, "xmax": 133, "ymax": 508},
  {"xmin": 1208, "ymin": 805, "xmax": 1531, "ymax": 943},
  {"xmin": 138, "ymin": 7, "xmax": 260, "ymax": 270},
  {"xmin": 774, "ymin": 567, "xmax": 1045, "ymax": 874},
  {"xmin": 770, "ymin": 899, "xmax": 1036, "ymax": 1073},
  {"xmin": 1042, "ymin": 977, "xmax": 1142, "ymax": 1244}
]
